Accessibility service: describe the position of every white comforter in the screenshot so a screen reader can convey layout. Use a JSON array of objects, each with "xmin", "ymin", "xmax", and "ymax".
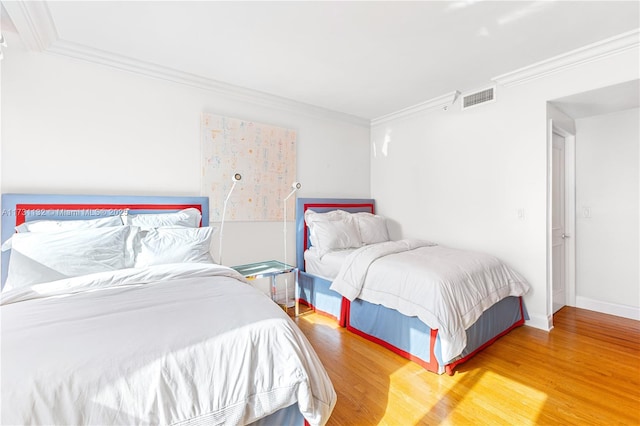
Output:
[
  {"xmin": 1, "ymin": 264, "xmax": 336, "ymax": 426},
  {"xmin": 330, "ymin": 240, "xmax": 530, "ymax": 364}
]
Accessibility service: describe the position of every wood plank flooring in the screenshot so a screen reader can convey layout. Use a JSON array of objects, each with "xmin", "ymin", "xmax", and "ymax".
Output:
[{"xmin": 293, "ymin": 307, "xmax": 640, "ymax": 425}]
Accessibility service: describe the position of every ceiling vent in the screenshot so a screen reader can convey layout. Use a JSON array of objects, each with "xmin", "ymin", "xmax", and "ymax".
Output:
[{"xmin": 461, "ymin": 86, "xmax": 496, "ymax": 110}]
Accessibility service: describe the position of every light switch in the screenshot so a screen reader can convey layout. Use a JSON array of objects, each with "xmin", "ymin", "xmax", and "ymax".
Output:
[{"xmin": 583, "ymin": 207, "xmax": 591, "ymax": 218}]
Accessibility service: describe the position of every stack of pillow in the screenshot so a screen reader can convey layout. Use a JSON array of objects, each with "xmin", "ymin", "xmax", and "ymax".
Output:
[
  {"xmin": 1, "ymin": 208, "xmax": 215, "ymax": 291},
  {"xmin": 304, "ymin": 209, "xmax": 390, "ymax": 257}
]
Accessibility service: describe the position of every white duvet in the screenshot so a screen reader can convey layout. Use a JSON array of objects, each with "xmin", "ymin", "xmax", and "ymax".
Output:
[
  {"xmin": 330, "ymin": 240, "xmax": 530, "ymax": 364},
  {"xmin": 1, "ymin": 264, "xmax": 336, "ymax": 426}
]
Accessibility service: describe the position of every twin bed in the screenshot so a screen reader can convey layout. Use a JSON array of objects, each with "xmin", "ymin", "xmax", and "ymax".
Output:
[
  {"xmin": 1, "ymin": 194, "xmax": 335, "ymax": 426},
  {"xmin": 295, "ymin": 198, "xmax": 530, "ymax": 375}
]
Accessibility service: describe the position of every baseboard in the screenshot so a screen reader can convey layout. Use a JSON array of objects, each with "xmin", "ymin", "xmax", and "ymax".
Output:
[
  {"xmin": 525, "ymin": 313, "xmax": 553, "ymax": 331},
  {"xmin": 575, "ymin": 296, "xmax": 640, "ymax": 321}
]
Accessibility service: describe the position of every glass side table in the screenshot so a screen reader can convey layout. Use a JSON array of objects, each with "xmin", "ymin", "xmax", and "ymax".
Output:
[{"xmin": 231, "ymin": 260, "xmax": 299, "ymax": 315}]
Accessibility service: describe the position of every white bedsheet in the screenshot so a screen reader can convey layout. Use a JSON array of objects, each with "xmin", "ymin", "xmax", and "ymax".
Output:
[
  {"xmin": 304, "ymin": 247, "xmax": 357, "ymax": 280},
  {"xmin": 330, "ymin": 240, "xmax": 530, "ymax": 363},
  {"xmin": 1, "ymin": 264, "xmax": 336, "ymax": 426}
]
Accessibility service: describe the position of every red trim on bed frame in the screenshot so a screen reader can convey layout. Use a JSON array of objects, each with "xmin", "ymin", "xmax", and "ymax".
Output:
[
  {"xmin": 345, "ymin": 296, "xmax": 526, "ymax": 375},
  {"xmin": 345, "ymin": 300, "xmax": 441, "ymax": 373},
  {"xmin": 339, "ymin": 298, "xmax": 349, "ymax": 327},
  {"xmin": 15, "ymin": 203, "xmax": 204, "ymax": 227},
  {"xmin": 443, "ymin": 297, "xmax": 526, "ymax": 375}
]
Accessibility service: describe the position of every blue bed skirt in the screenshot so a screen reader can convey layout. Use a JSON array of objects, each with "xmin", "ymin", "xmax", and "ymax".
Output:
[
  {"xmin": 347, "ymin": 295, "xmax": 527, "ymax": 374},
  {"xmin": 298, "ymin": 270, "xmax": 528, "ymax": 374},
  {"xmin": 298, "ymin": 271, "xmax": 345, "ymax": 323},
  {"xmin": 250, "ymin": 402, "xmax": 305, "ymax": 426}
]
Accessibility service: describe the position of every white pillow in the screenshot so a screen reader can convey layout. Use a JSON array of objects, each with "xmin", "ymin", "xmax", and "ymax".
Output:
[
  {"xmin": 135, "ymin": 226, "xmax": 216, "ymax": 267},
  {"xmin": 122, "ymin": 208, "xmax": 202, "ymax": 230},
  {"xmin": 304, "ymin": 208, "xmax": 348, "ymax": 224},
  {"xmin": 2, "ymin": 226, "xmax": 139, "ymax": 291},
  {"xmin": 305, "ymin": 209, "xmax": 349, "ymax": 247},
  {"xmin": 354, "ymin": 212, "xmax": 390, "ymax": 245},
  {"xmin": 310, "ymin": 217, "xmax": 362, "ymax": 257},
  {"xmin": 15, "ymin": 215, "xmax": 123, "ymax": 233}
]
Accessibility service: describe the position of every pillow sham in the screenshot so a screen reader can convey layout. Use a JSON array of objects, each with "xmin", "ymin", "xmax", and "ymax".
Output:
[
  {"xmin": 2, "ymin": 226, "xmax": 139, "ymax": 291},
  {"xmin": 134, "ymin": 226, "xmax": 215, "ymax": 267},
  {"xmin": 122, "ymin": 208, "xmax": 201, "ymax": 230},
  {"xmin": 304, "ymin": 208, "xmax": 348, "ymax": 224},
  {"xmin": 354, "ymin": 212, "xmax": 390, "ymax": 245},
  {"xmin": 15, "ymin": 215, "xmax": 123, "ymax": 233},
  {"xmin": 310, "ymin": 217, "xmax": 362, "ymax": 257},
  {"xmin": 305, "ymin": 209, "xmax": 350, "ymax": 248}
]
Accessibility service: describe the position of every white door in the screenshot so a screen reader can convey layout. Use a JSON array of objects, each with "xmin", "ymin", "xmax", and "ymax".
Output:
[{"xmin": 552, "ymin": 131, "xmax": 567, "ymax": 313}]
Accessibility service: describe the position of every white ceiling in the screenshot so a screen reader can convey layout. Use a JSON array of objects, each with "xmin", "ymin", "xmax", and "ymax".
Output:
[
  {"xmin": 552, "ymin": 79, "xmax": 640, "ymax": 119},
  {"xmin": 4, "ymin": 1, "xmax": 640, "ymax": 120}
]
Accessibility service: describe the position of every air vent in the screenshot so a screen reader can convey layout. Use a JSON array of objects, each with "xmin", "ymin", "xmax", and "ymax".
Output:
[{"xmin": 462, "ymin": 87, "xmax": 496, "ymax": 110}]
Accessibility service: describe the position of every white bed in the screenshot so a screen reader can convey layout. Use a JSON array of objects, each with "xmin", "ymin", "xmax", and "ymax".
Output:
[
  {"xmin": 1, "ymin": 194, "xmax": 336, "ymax": 425},
  {"xmin": 295, "ymin": 198, "xmax": 530, "ymax": 375}
]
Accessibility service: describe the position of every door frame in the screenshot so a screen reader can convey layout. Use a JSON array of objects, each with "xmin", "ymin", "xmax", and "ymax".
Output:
[{"xmin": 547, "ymin": 120, "xmax": 576, "ymax": 327}]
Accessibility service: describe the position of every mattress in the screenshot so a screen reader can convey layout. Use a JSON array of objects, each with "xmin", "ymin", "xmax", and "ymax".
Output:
[{"xmin": 304, "ymin": 247, "xmax": 356, "ymax": 280}]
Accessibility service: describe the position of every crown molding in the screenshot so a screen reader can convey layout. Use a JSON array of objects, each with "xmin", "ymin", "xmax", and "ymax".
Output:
[
  {"xmin": 4, "ymin": 1, "xmax": 369, "ymax": 127},
  {"xmin": 1, "ymin": 0, "xmax": 58, "ymax": 51},
  {"xmin": 9, "ymin": 0, "xmax": 637, "ymax": 127},
  {"xmin": 371, "ymin": 91, "xmax": 460, "ymax": 126},
  {"xmin": 46, "ymin": 39, "xmax": 369, "ymax": 127},
  {"xmin": 492, "ymin": 29, "xmax": 640, "ymax": 88}
]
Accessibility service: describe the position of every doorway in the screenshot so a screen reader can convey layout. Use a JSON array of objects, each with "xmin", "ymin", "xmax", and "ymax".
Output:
[
  {"xmin": 548, "ymin": 80, "xmax": 639, "ymax": 325},
  {"xmin": 548, "ymin": 120, "xmax": 576, "ymax": 322}
]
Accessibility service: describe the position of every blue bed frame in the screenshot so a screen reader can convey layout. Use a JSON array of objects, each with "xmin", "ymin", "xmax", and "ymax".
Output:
[
  {"xmin": 1, "ymin": 193, "xmax": 210, "ymax": 289},
  {"xmin": 295, "ymin": 197, "xmax": 528, "ymax": 375}
]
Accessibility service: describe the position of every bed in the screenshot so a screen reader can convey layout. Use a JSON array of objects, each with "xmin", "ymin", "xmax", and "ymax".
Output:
[
  {"xmin": 295, "ymin": 197, "xmax": 530, "ymax": 375},
  {"xmin": 1, "ymin": 193, "xmax": 336, "ymax": 426}
]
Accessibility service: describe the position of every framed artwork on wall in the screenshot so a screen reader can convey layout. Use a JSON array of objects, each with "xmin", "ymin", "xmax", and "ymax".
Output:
[{"xmin": 201, "ymin": 113, "xmax": 297, "ymax": 222}]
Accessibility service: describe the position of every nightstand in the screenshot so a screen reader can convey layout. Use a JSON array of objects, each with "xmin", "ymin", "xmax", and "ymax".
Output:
[{"xmin": 231, "ymin": 260, "xmax": 299, "ymax": 315}]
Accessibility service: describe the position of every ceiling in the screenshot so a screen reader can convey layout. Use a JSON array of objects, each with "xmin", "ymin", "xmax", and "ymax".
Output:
[
  {"xmin": 552, "ymin": 79, "xmax": 640, "ymax": 119},
  {"xmin": 3, "ymin": 1, "xmax": 640, "ymax": 120}
]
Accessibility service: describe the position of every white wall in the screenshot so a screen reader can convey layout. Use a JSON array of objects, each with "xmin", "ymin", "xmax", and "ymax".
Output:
[
  {"xmin": 371, "ymin": 49, "xmax": 639, "ymax": 330},
  {"xmin": 0, "ymin": 34, "xmax": 370, "ymax": 279},
  {"xmin": 575, "ymin": 108, "xmax": 639, "ymax": 314}
]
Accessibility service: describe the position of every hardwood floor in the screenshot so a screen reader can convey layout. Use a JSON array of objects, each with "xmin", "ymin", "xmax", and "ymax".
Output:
[{"xmin": 293, "ymin": 307, "xmax": 640, "ymax": 425}]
